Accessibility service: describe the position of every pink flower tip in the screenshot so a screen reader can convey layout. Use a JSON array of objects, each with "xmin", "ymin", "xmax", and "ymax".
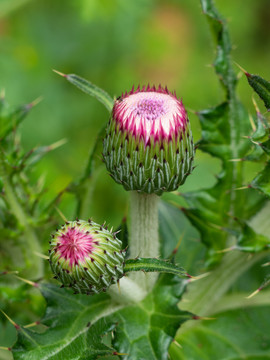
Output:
[
  {"xmin": 56, "ymin": 227, "xmax": 96, "ymax": 267},
  {"xmin": 113, "ymin": 85, "xmax": 187, "ymax": 143}
]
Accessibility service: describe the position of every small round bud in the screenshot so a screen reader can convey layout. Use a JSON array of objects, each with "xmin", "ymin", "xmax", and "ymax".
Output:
[
  {"xmin": 49, "ymin": 220, "xmax": 125, "ymax": 295},
  {"xmin": 103, "ymin": 85, "xmax": 194, "ymax": 195}
]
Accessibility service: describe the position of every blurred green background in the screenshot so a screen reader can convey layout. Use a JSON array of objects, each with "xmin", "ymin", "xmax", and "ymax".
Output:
[
  {"xmin": 1, "ymin": 0, "xmax": 269, "ymax": 227},
  {"xmin": 0, "ymin": 0, "xmax": 270, "ymax": 357}
]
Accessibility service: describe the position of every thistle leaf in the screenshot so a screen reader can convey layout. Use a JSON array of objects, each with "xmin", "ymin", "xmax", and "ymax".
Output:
[
  {"xmin": 251, "ymin": 161, "xmax": 270, "ymax": 198},
  {"xmin": 236, "ymin": 221, "xmax": 270, "ymax": 252},
  {"xmin": 176, "ymin": 0, "xmax": 255, "ymax": 265},
  {"xmin": 54, "ymin": 71, "xmax": 114, "ymax": 112},
  {"xmin": 246, "ymin": 73, "xmax": 270, "ymax": 111},
  {"xmin": 109, "ymin": 274, "xmax": 192, "ymax": 360},
  {"xmin": 0, "ymin": 103, "xmax": 31, "ymax": 139},
  {"xmin": 175, "ymin": 306, "xmax": 270, "ymax": 359},
  {"xmin": 12, "ymin": 284, "xmax": 116, "ymax": 360}
]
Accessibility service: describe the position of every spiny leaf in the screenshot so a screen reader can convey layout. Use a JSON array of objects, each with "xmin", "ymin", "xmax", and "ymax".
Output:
[
  {"xmin": 11, "ymin": 139, "xmax": 67, "ymax": 174},
  {"xmin": 115, "ymin": 216, "xmax": 128, "ymax": 256},
  {"xmin": 236, "ymin": 221, "xmax": 270, "ymax": 253},
  {"xmin": 54, "ymin": 70, "xmax": 114, "ymax": 112},
  {"xmin": 178, "ymin": 0, "xmax": 256, "ymax": 266},
  {"xmin": 251, "ymin": 161, "xmax": 270, "ymax": 198},
  {"xmin": 201, "ymin": 0, "xmax": 236, "ymax": 94},
  {"xmin": 12, "ymin": 283, "xmax": 116, "ymax": 360},
  {"xmin": 247, "ymin": 106, "xmax": 270, "ymax": 198},
  {"xmin": 109, "ymin": 274, "xmax": 192, "ymax": 360},
  {"xmin": 197, "ymin": 102, "xmax": 250, "ymax": 161},
  {"xmin": 0, "ymin": 103, "xmax": 32, "ymax": 139},
  {"xmin": 246, "ymin": 72, "xmax": 270, "ymax": 111},
  {"xmin": 175, "ymin": 306, "xmax": 270, "ymax": 359},
  {"xmin": 124, "ymin": 258, "xmax": 190, "ymax": 278},
  {"xmin": 251, "ymin": 110, "xmax": 270, "ymax": 143}
]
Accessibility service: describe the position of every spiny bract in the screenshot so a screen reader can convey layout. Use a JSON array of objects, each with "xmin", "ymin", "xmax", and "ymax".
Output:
[
  {"xmin": 49, "ymin": 220, "xmax": 126, "ymax": 295},
  {"xmin": 103, "ymin": 85, "xmax": 195, "ymax": 195}
]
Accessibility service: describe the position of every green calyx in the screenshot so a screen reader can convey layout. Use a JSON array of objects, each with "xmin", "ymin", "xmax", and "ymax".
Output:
[
  {"xmin": 103, "ymin": 118, "xmax": 194, "ymax": 195},
  {"xmin": 49, "ymin": 220, "xmax": 126, "ymax": 295}
]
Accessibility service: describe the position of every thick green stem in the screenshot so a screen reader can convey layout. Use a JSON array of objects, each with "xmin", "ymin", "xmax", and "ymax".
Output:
[
  {"xmin": 0, "ymin": 153, "xmax": 43, "ymax": 278},
  {"xmin": 129, "ymin": 191, "xmax": 159, "ymax": 291}
]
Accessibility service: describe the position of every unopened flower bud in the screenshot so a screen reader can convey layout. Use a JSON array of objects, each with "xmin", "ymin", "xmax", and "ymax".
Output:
[
  {"xmin": 103, "ymin": 85, "xmax": 194, "ymax": 195},
  {"xmin": 49, "ymin": 220, "xmax": 125, "ymax": 295}
]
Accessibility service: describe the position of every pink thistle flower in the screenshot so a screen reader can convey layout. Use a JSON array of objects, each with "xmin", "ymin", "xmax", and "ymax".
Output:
[
  {"xmin": 49, "ymin": 220, "xmax": 125, "ymax": 295},
  {"xmin": 113, "ymin": 86, "xmax": 187, "ymax": 144},
  {"xmin": 56, "ymin": 227, "xmax": 96, "ymax": 267},
  {"xmin": 103, "ymin": 85, "xmax": 195, "ymax": 195}
]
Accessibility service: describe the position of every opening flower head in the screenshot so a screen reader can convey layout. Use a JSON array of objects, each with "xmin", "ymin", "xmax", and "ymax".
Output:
[
  {"xmin": 103, "ymin": 85, "xmax": 195, "ymax": 195},
  {"xmin": 49, "ymin": 220, "xmax": 125, "ymax": 295},
  {"xmin": 113, "ymin": 85, "xmax": 187, "ymax": 144}
]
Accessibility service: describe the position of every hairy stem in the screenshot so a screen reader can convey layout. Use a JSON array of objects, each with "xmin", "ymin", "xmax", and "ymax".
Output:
[{"xmin": 129, "ymin": 191, "xmax": 159, "ymax": 291}]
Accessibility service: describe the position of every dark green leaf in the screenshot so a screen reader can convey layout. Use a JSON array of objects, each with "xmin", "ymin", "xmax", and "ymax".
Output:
[
  {"xmin": 173, "ymin": 306, "xmax": 270, "ymax": 359},
  {"xmin": 12, "ymin": 283, "xmax": 115, "ymax": 360},
  {"xmin": 236, "ymin": 222, "xmax": 270, "ymax": 252},
  {"xmin": 115, "ymin": 216, "xmax": 128, "ymax": 255},
  {"xmin": 110, "ymin": 274, "xmax": 192, "ymax": 360},
  {"xmin": 197, "ymin": 102, "xmax": 250, "ymax": 161},
  {"xmin": 246, "ymin": 73, "xmax": 270, "ymax": 111},
  {"xmin": 201, "ymin": 0, "xmax": 236, "ymax": 94},
  {"xmin": 159, "ymin": 200, "xmax": 205, "ymax": 274},
  {"xmin": 0, "ymin": 104, "xmax": 31, "ymax": 139},
  {"xmin": 179, "ymin": 0, "xmax": 257, "ymax": 266},
  {"xmin": 251, "ymin": 161, "xmax": 270, "ymax": 198}
]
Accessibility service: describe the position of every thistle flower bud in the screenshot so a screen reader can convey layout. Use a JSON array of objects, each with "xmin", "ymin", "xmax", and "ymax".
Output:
[
  {"xmin": 103, "ymin": 85, "xmax": 194, "ymax": 195},
  {"xmin": 49, "ymin": 220, "xmax": 125, "ymax": 295}
]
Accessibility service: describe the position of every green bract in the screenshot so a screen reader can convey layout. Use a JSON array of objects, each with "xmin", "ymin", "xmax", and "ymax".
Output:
[
  {"xmin": 103, "ymin": 86, "xmax": 195, "ymax": 195},
  {"xmin": 49, "ymin": 220, "xmax": 125, "ymax": 295}
]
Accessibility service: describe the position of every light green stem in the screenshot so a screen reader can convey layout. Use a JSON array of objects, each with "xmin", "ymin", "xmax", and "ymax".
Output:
[
  {"xmin": 129, "ymin": 191, "xmax": 159, "ymax": 291},
  {"xmin": 0, "ymin": 153, "xmax": 43, "ymax": 278}
]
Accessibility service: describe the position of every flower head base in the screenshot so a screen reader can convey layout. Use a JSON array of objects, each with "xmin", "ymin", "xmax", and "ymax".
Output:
[
  {"xmin": 103, "ymin": 85, "xmax": 194, "ymax": 195},
  {"xmin": 49, "ymin": 220, "xmax": 125, "ymax": 295}
]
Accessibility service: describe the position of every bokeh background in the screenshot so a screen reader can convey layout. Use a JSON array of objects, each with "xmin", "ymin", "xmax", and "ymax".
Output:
[
  {"xmin": 0, "ymin": 0, "xmax": 270, "ymax": 357},
  {"xmin": 1, "ymin": 0, "xmax": 270, "ymax": 226}
]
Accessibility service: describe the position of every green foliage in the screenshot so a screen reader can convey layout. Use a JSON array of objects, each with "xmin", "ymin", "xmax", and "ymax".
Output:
[
  {"xmin": 110, "ymin": 274, "xmax": 192, "ymax": 360},
  {"xmin": 251, "ymin": 162, "xmax": 270, "ymax": 197},
  {"xmin": 246, "ymin": 72, "xmax": 270, "ymax": 111},
  {"xmin": 236, "ymin": 221, "xmax": 270, "ymax": 252},
  {"xmin": 0, "ymin": 95, "xmax": 59, "ymax": 279},
  {"xmin": 174, "ymin": 306, "xmax": 270, "ymax": 359},
  {"xmin": 167, "ymin": 0, "xmax": 270, "ymax": 269},
  {"xmin": 244, "ymin": 82, "xmax": 270, "ymax": 199},
  {"xmin": 10, "ymin": 276, "xmax": 191, "ymax": 360},
  {"xmin": 2, "ymin": 0, "xmax": 270, "ymax": 359},
  {"xmin": 12, "ymin": 283, "xmax": 116, "ymax": 360},
  {"xmin": 167, "ymin": 0, "xmax": 250, "ymax": 266}
]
